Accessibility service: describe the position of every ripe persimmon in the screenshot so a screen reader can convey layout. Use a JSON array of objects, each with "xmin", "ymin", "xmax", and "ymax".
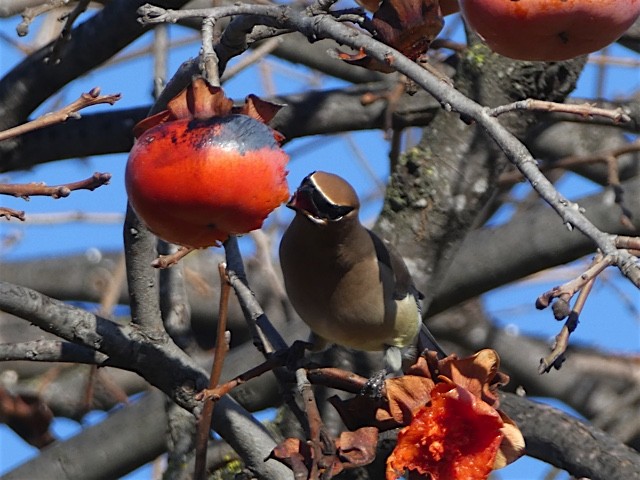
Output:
[
  {"xmin": 125, "ymin": 79, "xmax": 289, "ymax": 248},
  {"xmin": 459, "ymin": 0, "xmax": 640, "ymax": 61}
]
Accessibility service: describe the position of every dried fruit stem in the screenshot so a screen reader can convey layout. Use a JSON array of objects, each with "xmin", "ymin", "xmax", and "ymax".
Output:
[{"xmin": 194, "ymin": 263, "xmax": 231, "ymax": 480}]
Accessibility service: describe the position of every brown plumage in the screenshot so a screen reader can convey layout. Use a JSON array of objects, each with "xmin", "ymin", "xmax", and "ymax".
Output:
[{"xmin": 279, "ymin": 171, "xmax": 445, "ymax": 371}]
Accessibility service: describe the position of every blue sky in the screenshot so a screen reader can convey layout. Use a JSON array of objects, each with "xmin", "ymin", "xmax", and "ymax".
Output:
[{"xmin": 0, "ymin": 7, "xmax": 639, "ymax": 479}]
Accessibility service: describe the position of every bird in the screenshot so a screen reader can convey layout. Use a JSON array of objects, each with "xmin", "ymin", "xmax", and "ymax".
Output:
[{"xmin": 279, "ymin": 171, "xmax": 446, "ymax": 375}]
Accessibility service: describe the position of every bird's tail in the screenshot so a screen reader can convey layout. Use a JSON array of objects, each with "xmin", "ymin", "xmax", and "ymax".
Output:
[{"xmin": 418, "ymin": 323, "xmax": 447, "ymax": 359}]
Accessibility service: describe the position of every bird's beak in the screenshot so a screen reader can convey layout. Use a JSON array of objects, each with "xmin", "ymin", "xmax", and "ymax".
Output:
[{"xmin": 286, "ymin": 183, "xmax": 316, "ymax": 216}]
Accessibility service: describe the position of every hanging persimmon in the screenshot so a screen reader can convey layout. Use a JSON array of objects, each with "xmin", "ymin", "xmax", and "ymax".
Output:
[
  {"xmin": 460, "ymin": 0, "xmax": 640, "ymax": 61},
  {"xmin": 125, "ymin": 78, "xmax": 289, "ymax": 248}
]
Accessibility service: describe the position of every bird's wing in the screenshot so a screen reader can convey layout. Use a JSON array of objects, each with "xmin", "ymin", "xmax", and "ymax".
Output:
[
  {"xmin": 368, "ymin": 230, "xmax": 447, "ymax": 359},
  {"xmin": 366, "ymin": 230, "xmax": 423, "ymax": 301}
]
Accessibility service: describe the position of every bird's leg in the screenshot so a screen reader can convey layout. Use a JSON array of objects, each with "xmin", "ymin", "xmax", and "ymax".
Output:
[
  {"xmin": 360, "ymin": 369, "xmax": 388, "ymax": 399},
  {"xmin": 360, "ymin": 345, "xmax": 404, "ymax": 398},
  {"xmin": 279, "ymin": 339, "xmax": 314, "ymax": 371}
]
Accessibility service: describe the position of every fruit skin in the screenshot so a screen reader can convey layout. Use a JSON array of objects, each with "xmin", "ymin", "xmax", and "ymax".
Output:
[
  {"xmin": 126, "ymin": 114, "xmax": 289, "ymax": 248},
  {"xmin": 459, "ymin": 0, "xmax": 640, "ymax": 61},
  {"xmin": 440, "ymin": 0, "xmax": 459, "ymax": 16}
]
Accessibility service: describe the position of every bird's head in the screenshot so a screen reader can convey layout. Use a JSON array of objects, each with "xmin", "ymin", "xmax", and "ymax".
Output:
[{"xmin": 287, "ymin": 171, "xmax": 360, "ymax": 225}]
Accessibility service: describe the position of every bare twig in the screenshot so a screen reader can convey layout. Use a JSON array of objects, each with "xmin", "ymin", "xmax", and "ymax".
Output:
[
  {"xmin": 195, "ymin": 263, "xmax": 232, "ymax": 480},
  {"xmin": 0, "ymin": 172, "xmax": 111, "ymax": 200},
  {"xmin": 17, "ymin": 211, "xmax": 124, "ymax": 224},
  {"xmin": 152, "ymin": 246, "xmax": 196, "ymax": 269},
  {"xmin": 224, "ymin": 236, "xmax": 288, "ymax": 354},
  {"xmin": 539, "ymin": 256, "xmax": 600, "ymax": 374},
  {"xmin": 536, "ymin": 255, "xmax": 614, "ymax": 312},
  {"xmin": 488, "ymin": 99, "xmax": 631, "ymax": 124},
  {"xmin": 17, "ymin": 0, "xmax": 70, "ymax": 37},
  {"xmin": 221, "ymin": 37, "xmax": 282, "ymax": 82},
  {"xmin": 0, "ymin": 88, "xmax": 120, "ymax": 142},
  {"xmin": 306, "ymin": 368, "xmax": 368, "ymax": 394},
  {"xmin": 48, "ymin": 0, "xmax": 91, "ymax": 64},
  {"xmin": 195, "ymin": 354, "xmax": 287, "ymax": 402},
  {"xmin": 359, "ymin": 78, "xmax": 407, "ymax": 138},
  {"xmin": 498, "ymin": 139, "xmax": 640, "ymax": 187},
  {"xmin": 152, "ymin": 25, "xmax": 169, "ymax": 98},
  {"xmin": 200, "ymin": 16, "xmax": 221, "ymax": 87},
  {"xmin": 616, "ymin": 235, "xmax": 640, "ymax": 253},
  {"xmin": 0, "ymin": 207, "xmax": 26, "ymax": 221},
  {"xmin": 98, "ymin": 254, "xmax": 127, "ymax": 318},
  {"xmin": 296, "ymin": 367, "xmax": 328, "ymax": 479}
]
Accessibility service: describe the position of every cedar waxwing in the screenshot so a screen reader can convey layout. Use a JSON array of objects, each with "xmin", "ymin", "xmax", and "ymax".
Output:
[{"xmin": 279, "ymin": 171, "xmax": 446, "ymax": 373}]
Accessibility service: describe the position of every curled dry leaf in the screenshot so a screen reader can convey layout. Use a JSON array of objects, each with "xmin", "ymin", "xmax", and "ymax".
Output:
[
  {"xmin": 438, "ymin": 349, "xmax": 509, "ymax": 407},
  {"xmin": 269, "ymin": 427, "xmax": 379, "ymax": 478},
  {"xmin": 269, "ymin": 438, "xmax": 312, "ymax": 479},
  {"xmin": 339, "ymin": 0, "xmax": 444, "ymax": 72},
  {"xmin": 336, "ymin": 427, "xmax": 379, "ymax": 472},
  {"xmin": 132, "ymin": 78, "xmax": 284, "ymax": 139},
  {"xmin": 386, "ymin": 383, "xmax": 505, "ymax": 480},
  {"xmin": 494, "ymin": 410, "xmax": 526, "ymax": 469},
  {"xmin": 330, "ymin": 375, "xmax": 436, "ymax": 431}
]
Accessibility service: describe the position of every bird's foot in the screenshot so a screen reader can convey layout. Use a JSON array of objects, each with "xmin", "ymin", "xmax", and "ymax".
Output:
[
  {"xmin": 277, "ymin": 339, "xmax": 313, "ymax": 371},
  {"xmin": 360, "ymin": 369, "xmax": 388, "ymax": 399}
]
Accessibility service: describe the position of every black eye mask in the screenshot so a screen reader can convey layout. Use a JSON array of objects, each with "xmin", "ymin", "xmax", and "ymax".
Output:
[{"xmin": 310, "ymin": 187, "xmax": 353, "ymax": 220}]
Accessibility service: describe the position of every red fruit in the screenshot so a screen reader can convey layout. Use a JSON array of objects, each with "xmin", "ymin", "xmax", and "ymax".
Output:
[
  {"xmin": 459, "ymin": 0, "xmax": 640, "ymax": 61},
  {"xmin": 440, "ymin": 0, "xmax": 459, "ymax": 16},
  {"xmin": 125, "ymin": 80, "xmax": 289, "ymax": 248}
]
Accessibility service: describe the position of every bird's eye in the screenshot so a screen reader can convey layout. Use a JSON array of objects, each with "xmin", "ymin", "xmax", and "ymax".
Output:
[{"xmin": 311, "ymin": 189, "xmax": 353, "ymax": 220}]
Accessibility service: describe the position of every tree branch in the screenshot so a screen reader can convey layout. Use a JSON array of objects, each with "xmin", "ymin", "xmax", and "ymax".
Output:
[
  {"xmin": 429, "ymin": 174, "xmax": 640, "ymax": 314},
  {"xmin": 0, "ymin": 339, "xmax": 108, "ymax": 364},
  {"xmin": 500, "ymin": 392, "xmax": 640, "ymax": 480}
]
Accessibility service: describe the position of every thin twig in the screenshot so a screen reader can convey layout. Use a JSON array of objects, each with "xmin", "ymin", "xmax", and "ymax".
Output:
[
  {"xmin": 224, "ymin": 236, "xmax": 288, "ymax": 354},
  {"xmin": 195, "ymin": 354, "xmax": 288, "ymax": 402},
  {"xmin": 297, "ymin": 368, "xmax": 322, "ymax": 480},
  {"xmin": 194, "ymin": 263, "xmax": 232, "ymax": 480},
  {"xmin": 539, "ymin": 256, "xmax": 600, "ymax": 374},
  {"xmin": 17, "ymin": 211, "xmax": 124, "ymax": 224},
  {"xmin": 0, "ymin": 172, "xmax": 111, "ymax": 199},
  {"xmin": 152, "ymin": 25, "xmax": 169, "ymax": 98},
  {"xmin": 221, "ymin": 37, "xmax": 283, "ymax": 82},
  {"xmin": 0, "ymin": 207, "xmax": 25, "ymax": 221},
  {"xmin": 17, "ymin": 0, "xmax": 70, "ymax": 37},
  {"xmin": 152, "ymin": 246, "xmax": 196, "ymax": 269},
  {"xmin": 200, "ymin": 17, "xmax": 221, "ymax": 87},
  {"xmin": 0, "ymin": 88, "xmax": 120, "ymax": 142},
  {"xmin": 487, "ymin": 99, "xmax": 631, "ymax": 124},
  {"xmin": 97, "ymin": 254, "xmax": 127, "ymax": 318},
  {"xmin": 48, "ymin": 0, "xmax": 91, "ymax": 64},
  {"xmin": 616, "ymin": 235, "xmax": 640, "ymax": 252},
  {"xmin": 498, "ymin": 139, "xmax": 640, "ymax": 187},
  {"xmin": 536, "ymin": 255, "xmax": 614, "ymax": 312}
]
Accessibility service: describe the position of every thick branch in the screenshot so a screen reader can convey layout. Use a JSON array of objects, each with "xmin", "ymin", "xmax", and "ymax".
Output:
[
  {"xmin": 429, "ymin": 175, "xmax": 640, "ymax": 314},
  {"xmin": 0, "ymin": 282, "xmax": 291, "ymax": 479},
  {"xmin": 500, "ymin": 392, "xmax": 640, "ymax": 480},
  {"xmin": 1, "ymin": 391, "xmax": 169, "ymax": 480}
]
